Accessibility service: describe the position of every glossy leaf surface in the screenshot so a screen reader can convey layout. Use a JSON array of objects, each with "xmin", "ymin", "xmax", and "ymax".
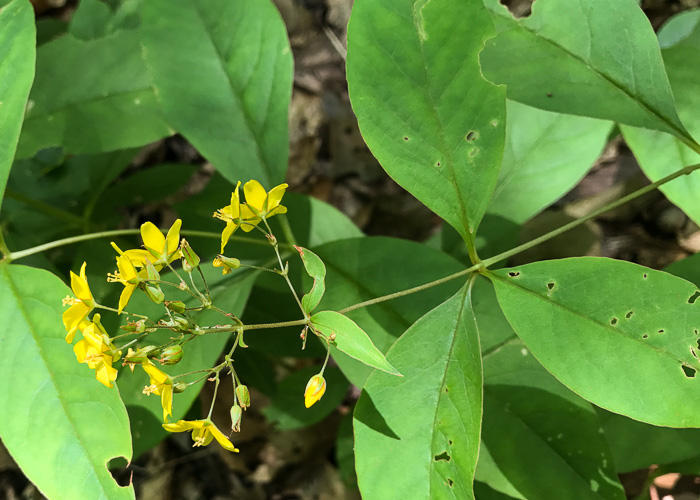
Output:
[
  {"xmin": 490, "ymin": 257, "xmax": 700, "ymax": 427},
  {"xmin": 0, "ymin": 264, "xmax": 134, "ymax": 500},
  {"xmin": 347, "ymin": 0, "xmax": 506, "ymax": 242},
  {"xmin": 354, "ymin": 285, "xmax": 482, "ymax": 499}
]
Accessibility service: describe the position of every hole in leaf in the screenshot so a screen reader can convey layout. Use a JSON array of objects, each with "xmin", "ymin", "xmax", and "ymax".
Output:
[
  {"xmin": 695, "ymin": 329, "xmax": 699, "ymax": 335},
  {"xmin": 404, "ymin": 136, "xmax": 409, "ymax": 141},
  {"xmin": 642, "ymin": 334, "xmax": 648, "ymax": 339},
  {"xmin": 547, "ymin": 282, "xmax": 555, "ymax": 290},
  {"xmin": 546, "ymin": 92, "xmax": 553, "ymax": 97},
  {"xmin": 448, "ymin": 440, "xmax": 453, "ymax": 445},
  {"xmin": 434, "ymin": 452, "xmax": 451, "ymax": 462},
  {"xmin": 643, "ymin": 274, "xmax": 648, "ymax": 279},
  {"xmin": 508, "ymin": 271, "xmax": 520, "ymax": 278},
  {"xmin": 691, "ymin": 347, "xmax": 698, "ymax": 359},
  {"xmin": 697, "ymin": 339, "xmax": 700, "ymax": 349},
  {"xmin": 466, "ymin": 131, "xmax": 478, "ymax": 142},
  {"xmin": 444, "ymin": 387, "xmax": 448, "ymax": 393},
  {"xmin": 626, "ymin": 311, "xmax": 634, "ymax": 319},
  {"xmin": 689, "ymin": 291, "xmax": 700, "ymax": 304},
  {"xmin": 658, "ymin": 329, "xmax": 665, "ymax": 334},
  {"xmin": 610, "ymin": 318, "xmax": 618, "ymax": 326},
  {"xmin": 436, "ymin": 161, "xmax": 441, "ymax": 167},
  {"xmin": 447, "ymin": 478, "xmax": 454, "ymax": 487},
  {"xmin": 682, "ymin": 365, "xmax": 696, "ymax": 378},
  {"xmin": 108, "ymin": 457, "xmax": 131, "ymax": 486}
]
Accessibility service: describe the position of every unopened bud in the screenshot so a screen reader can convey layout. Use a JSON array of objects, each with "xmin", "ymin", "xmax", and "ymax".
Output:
[
  {"xmin": 236, "ymin": 384, "xmax": 250, "ymax": 409},
  {"xmin": 304, "ymin": 374, "xmax": 326, "ymax": 408},
  {"xmin": 266, "ymin": 233, "xmax": 277, "ymax": 246},
  {"xmin": 144, "ymin": 258, "xmax": 161, "ymax": 282},
  {"xmin": 173, "ymin": 381, "xmax": 187, "ymax": 393},
  {"xmin": 165, "ymin": 300, "xmax": 187, "ymax": 314},
  {"xmin": 144, "ymin": 283, "xmax": 165, "ymax": 304},
  {"xmin": 125, "ymin": 345, "xmax": 158, "ymax": 364},
  {"xmin": 122, "ymin": 320, "xmax": 147, "ymax": 334},
  {"xmin": 213, "ymin": 255, "xmax": 241, "ymax": 275},
  {"xmin": 328, "ymin": 332, "xmax": 336, "ymax": 342},
  {"xmin": 180, "ymin": 239, "xmax": 200, "ymax": 273},
  {"xmin": 159, "ymin": 345, "xmax": 184, "ymax": 365},
  {"xmin": 230, "ymin": 404, "xmax": 243, "ymax": 432}
]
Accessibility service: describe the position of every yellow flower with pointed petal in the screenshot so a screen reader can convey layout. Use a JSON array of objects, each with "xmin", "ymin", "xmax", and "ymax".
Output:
[
  {"xmin": 304, "ymin": 373, "xmax": 326, "ymax": 408},
  {"xmin": 243, "ymin": 180, "xmax": 288, "ymax": 220},
  {"xmin": 124, "ymin": 219, "xmax": 182, "ymax": 268},
  {"xmin": 162, "ymin": 419, "xmax": 239, "ymax": 452},
  {"xmin": 62, "ymin": 262, "xmax": 95, "ymax": 343},
  {"xmin": 213, "ymin": 181, "xmax": 259, "ymax": 252},
  {"xmin": 73, "ymin": 314, "xmax": 121, "ymax": 388},
  {"xmin": 108, "ymin": 243, "xmax": 147, "ymax": 313},
  {"xmin": 142, "ymin": 361, "xmax": 174, "ymax": 422}
]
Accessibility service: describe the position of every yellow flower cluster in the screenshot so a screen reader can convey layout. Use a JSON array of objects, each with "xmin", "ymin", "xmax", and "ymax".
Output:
[{"xmin": 213, "ymin": 180, "xmax": 288, "ymax": 252}]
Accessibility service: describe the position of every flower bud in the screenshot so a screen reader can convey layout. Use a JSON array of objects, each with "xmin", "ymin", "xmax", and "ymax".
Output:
[
  {"xmin": 180, "ymin": 239, "xmax": 200, "ymax": 273},
  {"xmin": 236, "ymin": 384, "xmax": 250, "ymax": 409},
  {"xmin": 124, "ymin": 345, "xmax": 158, "ymax": 364},
  {"xmin": 172, "ymin": 314, "xmax": 191, "ymax": 332},
  {"xmin": 122, "ymin": 320, "xmax": 147, "ymax": 334},
  {"xmin": 159, "ymin": 345, "xmax": 184, "ymax": 365},
  {"xmin": 230, "ymin": 404, "xmax": 243, "ymax": 432},
  {"xmin": 165, "ymin": 300, "xmax": 187, "ymax": 314},
  {"xmin": 144, "ymin": 258, "xmax": 161, "ymax": 282},
  {"xmin": 304, "ymin": 374, "xmax": 326, "ymax": 408},
  {"xmin": 213, "ymin": 255, "xmax": 241, "ymax": 275},
  {"xmin": 266, "ymin": 234, "xmax": 277, "ymax": 246},
  {"xmin": 144, "ymin": 283, "xmax": 165, "ymax": 304},
  {"xmin": 173, "ymin": 381, "xmax": 188, "ymax": 393}
]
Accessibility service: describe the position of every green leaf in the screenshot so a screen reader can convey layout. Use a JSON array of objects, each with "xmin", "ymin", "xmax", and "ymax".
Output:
[
  {"xmin": 621, "ymin": 11, "xmax": 700, "ymax": 225},
  {"xmin": 69, "ymin": 0, "xmax": 112, "ymax": 40},
  {"xmin": 262, "ymin": 366, "xmax": 348, "ymax": 430},
  {"xmin": 489, "ymin": 257, "xmax": 700, "ymax": 427},
  {"xmin": 295, "ymin": 246, "xmax": 326, "ymax": 314},
  {"xmin": 117, "ymin": 264, "xmax": 256, "ymax": 458},
  {"xmin": 354, "ymin": 285, "xmax": 482, "ymax": 500},
  {"xmin": 347, "ymin": 0, "xmax": 506, "ymax": 243},
  {"xmin": 314, "ymin": 236, "xmax": 464, "ymax": 387},
  {"xmin": 310, "ymin": 310, "xmax": 400, "ymax": 376},
  {"xmin": 480, "ymin": 342, "xmax": 624, "ymax": 500},
  {"xmin": 598, "ymin": 409, "xmax": 700, "ymax": 472},
  {"xmin": 0, "ymin": 264, "xmax": 134, "ymax": 499},
  {"xmin": 480, "ymin": 0, "xmax": 693, "ymax": 143},
  {"xmin": 17, "ymin": 31, "xmax": 171, "ymax": 159},
  {"xmin": 0, "ymin": 0, "xmax": 35, "ymax": 204},
  {"xmin": 139, "ymin": 0, "xmax": 293, "ymax": 186},
  {"xmin": 487, "ymin": 100, "xmax": 613, "ymax": 224}
]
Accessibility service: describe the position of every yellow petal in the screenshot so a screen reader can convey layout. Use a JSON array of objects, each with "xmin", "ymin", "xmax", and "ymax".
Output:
[
  {"xmin": 161, "ymin": 383, "xmax": 173, "ymax": 422},
  {"xmin": 70, "ymin": 266, "xmax": 93, "ymax": 305},
  {"xmin": 221, "ymin": 223, "xmax": 237, "ymax": 253},
  {"xmin": 266, "ymin": 204, "xmax": 287, "ymax": 218},
  {"xmin": 62, "ymin": 302, "xmax": 89, "ymax": 338},
  {"xmin": 208, "ymin": 422, "xmax": 239, "ymax": 452},
  {"xmin": 95, "ymin": 360, "xmax": 118, "ymax": 388},
  {"xmin": 73, "ymin": 339, "xmax": 90, "ymax": 363},
  {"xmin": 117, "ymin": 284, "xmax": 136, "ymax": 314},
  {"xmin": 142, "ymin": 361, "xmax": 169, "ymax": 385},
  {"xmin": 163, "ymin": 419, "xmax": 205, "ymax": 433},
  {"xmin": 243, "ymin": 180, "xmax": 267, "ymax": 211},
  {"xmin": 266, "ymin": 183, "xmax": 288, "ymax": 211},
  {"xmin": 123, "ymin": 249, "xmax": 152, "ymax": 267},
  {"xmin": 140, "ymin": 222, "xmax": 166, "ymax": 254},
  {"xmin": 194, "ymin": 426, "xmax": 214, "ymax": 446},
  {"xmin": 164, "ymin": 219, "xmax": 182, "ymax": 257}
]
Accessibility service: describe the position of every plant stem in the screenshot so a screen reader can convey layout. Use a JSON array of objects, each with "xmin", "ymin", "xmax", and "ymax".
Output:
[
  {"xmin": 263, "ymin": 218, "xmax": 306, "ymax": 318},
  {"xmin": 339, "ymin": 161, "xmax": 700, "ymax": 314}
]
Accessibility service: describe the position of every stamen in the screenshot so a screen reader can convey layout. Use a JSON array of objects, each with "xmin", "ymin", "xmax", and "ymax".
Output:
[
  {"xmin": 62, "ymin": 296, "xmax": 79, "ymax": 306},
  {"xmin": 142, "ymin": 384, "xmax": 158, "ymax": 396}
]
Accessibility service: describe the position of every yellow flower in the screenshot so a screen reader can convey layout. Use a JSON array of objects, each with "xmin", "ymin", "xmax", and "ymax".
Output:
[
  {"xmin": 108, "ymin": 243, "xmax": 147, "ymax": 313},
  {"xmin": 213, "ymin": 181, "xmax": 259, "ymax": 252},
  {"xmin": 243, "ymin": 180, "xmax": 288, "ymax": 220},
  {"xmin": 62, "ymin": 262, "xmax": 95, "ymax": 343},
  {"xmin": 124, "ymin": 219, "xmax": 182, "ymax": 268},
  {"xmin": 304, "ymin": 373, "xmax": 326, "ymax": 408},
  {"xmin": 73, "ymin": 314, "xmax": 121, "ymax": 388},
  {"xmin": 162, "ymin": 419, "xmax": 239, "ymax": 452},
  {"xmin": 142, "ymin": 361, "xmax": 174, "ymax": 422}
]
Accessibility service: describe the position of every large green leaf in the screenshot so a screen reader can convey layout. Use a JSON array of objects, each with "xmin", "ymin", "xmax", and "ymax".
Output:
[
  {"xmin": 354, "ymin": 285, "xmax": 482, "ymax": 500},
  {"xmin": 487, "ymin": 100, "xmax": 612, "ymax": 224},
  {"xmin": 0, "ymin": 264, "xmax": 134, "ymax": 499},
  {"xmin": 313, "ymin": 237, "xmax": 465, "ymax": 387},
  {"xmin": 346, "ymin": 0, "xmax": 506, "ymax": 244},
  {"xmin": 0, "ymin": 0, "xmax": 35, "ymax": 204},
  {"xmin": 621, "ymin": 10, "xmax": 700, "ymax": 225},
  {"xmin": 17, "ymin": 31, "xmax": 170, "ymax": 159},
  {"xmin": 489, "ymin": 257, "xmax": 700, "ymax": 427},
  {"xmin": 473, "ymin": 279, "xmax": 623, "ymax": 499},
  {"xmin": 139, "ymin": 0, "xmax": 292, "ymax": 186},
  {"xmin": 480, "ymin": 0, "xmax": 693, "ymax": 144},
  {"xmin": 117, "ymin": 264, "xmax": 256, "ymax": 457}
]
